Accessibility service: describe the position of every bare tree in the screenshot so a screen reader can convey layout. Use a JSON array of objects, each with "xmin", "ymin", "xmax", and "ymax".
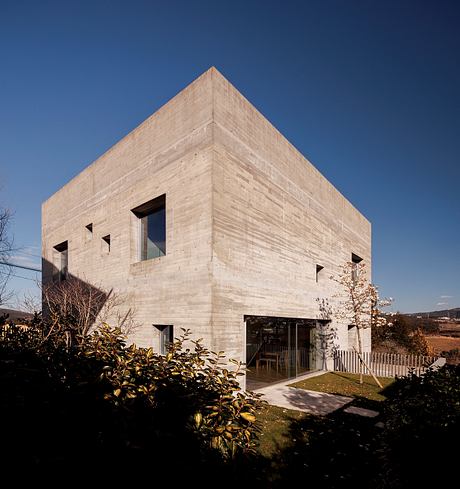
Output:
[
  {"xmin": 21, "ymin": 288, "xmax": 42, "ymax": 315},
  {"xmin": 316, "ymin": 298, "xmax": 338, "ymax": 370},
  {"xmin": 42, "ymin": 277, "xmax": 138, "ymax": 347},
  {"xmin": 331, "ymin": 261, "xmax": 391, "ymax": 384},
  {"xmin": 0, "ymin": 204, "xmax": 14, "ymax": 307}
]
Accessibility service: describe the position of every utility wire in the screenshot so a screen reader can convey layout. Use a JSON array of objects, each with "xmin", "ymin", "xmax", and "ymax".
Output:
[
  {"xmin": 14, "ymin": 250, "xmax": 41, "ymax": 259},
  {"xmin": 0, "ymin": 260, "xmax": 42, "ymax": 272},
  {"xmin": 9, "ymin": 272, "xmax": 38, "ymax": 282}
]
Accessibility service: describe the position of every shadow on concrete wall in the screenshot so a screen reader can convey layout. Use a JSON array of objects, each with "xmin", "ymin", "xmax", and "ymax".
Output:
[{"xmin": 41, "ymin": 257, "xmax": 110, "ymax": 344}]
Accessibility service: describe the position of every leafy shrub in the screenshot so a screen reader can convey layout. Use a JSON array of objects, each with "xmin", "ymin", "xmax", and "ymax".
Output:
[
  {"xmin": 441, "ymin": 347, "xmax": 460, "ymax": 365},
  {"xmin": 0, "ymin": 322, "xmax": 262, "ymax": 479},
  {"xmin": 380, "ymin": 365, "xmax": 460, "ymax": 487},
  {"xmin": 83, "ymin": 326, "xmax": 262, "ymax": 458}
]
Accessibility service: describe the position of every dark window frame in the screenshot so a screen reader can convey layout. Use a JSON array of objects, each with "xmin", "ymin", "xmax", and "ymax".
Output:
[
  {"xmin": 132, "ymin": 194, "xmax": 166, "ymax": 262},
  {"xmin": 154, "ymin": 324, "xmax": 174, "ymax": 355}
]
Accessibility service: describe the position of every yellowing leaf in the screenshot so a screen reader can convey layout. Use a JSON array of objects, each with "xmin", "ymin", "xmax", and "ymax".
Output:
[{"xmin": 240, "ymin": 412, "xmax": 256, "ymax": 423}]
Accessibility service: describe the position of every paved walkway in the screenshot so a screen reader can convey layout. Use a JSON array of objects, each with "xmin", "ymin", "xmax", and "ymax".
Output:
[{"xmin": 255, "ymin": 381, "xmax": 353, "ymax": 416}]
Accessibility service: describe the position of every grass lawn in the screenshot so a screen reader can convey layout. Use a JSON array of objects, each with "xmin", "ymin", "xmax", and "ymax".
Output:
[
  {"xmin": 256, "ymin": 404, "xmax": 310, "ymax": 458},
  {"xmin": 288, "ymin": 371, "xmax": 394, "ymax": 409},
  {"xmin": 253, "ymin": 372, "xmax": 395, "ymax": 478},
  {"xmin": 254, "ymin": 401, "xmax": 382, "ymax": 484}
]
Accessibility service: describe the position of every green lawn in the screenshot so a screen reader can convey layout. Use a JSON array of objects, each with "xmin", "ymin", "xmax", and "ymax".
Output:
[
  {"xmin": 256, "ymin": 404, "xmax": 310, "ymax": 458},
  {"xmin": 254, "ymin": 401, "xmax": 382, "ymax": 484},
  {"xmin": 254, "ymin": 372, "xmax": 394, "ymax": 473},
  {"xmin": 288, "ymin": 371, "xmax": 394, "ymax": 409}
]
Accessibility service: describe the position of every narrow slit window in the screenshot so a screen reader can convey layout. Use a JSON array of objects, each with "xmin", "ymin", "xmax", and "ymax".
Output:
[
  {"xmin": 53, "ymin": 240, "xmax": 68, "ymax": 282},
  {"xmin": 348, "ymin": 325, "xmax": 357, "ymax": 350},
  {"xmin": 102, "ymin": 235, "xmax": 111, "ymax": 253},
  {"xmin": 351, "ymin": 253, "xmax": 362, "ymax": 282},
  {"xmin": 85, "ymin": 223, "xmax": 93, "ymax": 240},
  {"xmin": 316, "ymin": 264, "xmax": 324, "ymax": 283},
  {"xmin": 132, "ymin": 194, "xmax": 166, "ymax": 261},
  {"xmin": 154, "ymin": 324, "xmax": 173, "ymax": 355}
]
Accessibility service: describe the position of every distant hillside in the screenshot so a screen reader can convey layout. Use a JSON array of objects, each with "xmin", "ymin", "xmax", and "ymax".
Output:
[
  {"xmin": 0, "ymin": 308, "xmax": 33, "ymax": 322},
  {"xmin": 406, "ymin": 307, "xmax": 460, "ymax": 319}
]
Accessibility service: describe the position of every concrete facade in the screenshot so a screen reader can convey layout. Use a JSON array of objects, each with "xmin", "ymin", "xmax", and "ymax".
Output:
[{"xmin": 42, "ymin": 67, "xmax": 371, "ymax": 384}]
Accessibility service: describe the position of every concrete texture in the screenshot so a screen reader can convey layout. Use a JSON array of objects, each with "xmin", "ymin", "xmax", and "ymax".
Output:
[
  {"xmin": 255, "ymin": 383, "xmax": 352, "ymax": 415},
  {"xmin": 42, "ymin": 67, "xmax": 372, "ymax": 384}
]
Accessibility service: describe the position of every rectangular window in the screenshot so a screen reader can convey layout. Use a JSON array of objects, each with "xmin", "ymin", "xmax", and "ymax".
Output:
[
  {"xmin": 155, "ymin": 324, "xmax": 173, "ymax": 355},
  {"xmin": 351, "ymin": 253, "xmax": 362, "ymax": 283},
  {"xmin": 53, "ymin": 241, "xmax": 68, "ymax": 282},
  {"xmin": 86, "ymin": 223, "xmax": 93, "ymax": 236},
  {"xmin": 102, "ymin": 235, "xmax": 111, "ymax": 253},
  {"xmin": 316, "ymin": 264, "xmax": 324, "ymax": 283},
  {"xmin": 348, "ymin": 325, "xmax": 357, "ymax": 350},
  {"xmin": 132, "ymin": 194, "xmax": 166, "ymax": 261}
]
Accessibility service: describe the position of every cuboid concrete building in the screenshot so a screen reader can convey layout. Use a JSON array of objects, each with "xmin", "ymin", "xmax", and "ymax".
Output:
[{"xmin": 42, "ymin": 67, "xmax": 371, "ymax": 389}]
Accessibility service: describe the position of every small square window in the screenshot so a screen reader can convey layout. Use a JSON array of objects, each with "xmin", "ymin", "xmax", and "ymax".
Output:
[
  {"xmin": 348, "ymin": 325, "xmax": 357, "ymax": 350},
  {"xmin": 102, "ymin": 235, "xmax": 111, "ymax": 253},
  {"xmin": 316, "ymin": 264, "xmax": 324, "ymax": 283},
  {"xmin": 351, "ymin": 253, "xmax": 362, "ymax": 282},
  {"xmin": 85, "ymin": 223, "xmax": 93, "ymax": 240},
  {"xmin": 154, "ymin": 324, "xmax": 173, "ymax": 355}
]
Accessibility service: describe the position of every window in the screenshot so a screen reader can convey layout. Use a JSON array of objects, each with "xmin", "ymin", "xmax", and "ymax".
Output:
[
  {"xmin": 351, "ymin": 253, "xmax": 362, "ymax": 283},
  {"xmin": 102, "ymin": 235, "xmax": 111, "ymax": 253},
  {"xmin": 53, "ymin": 240, "xmax": 68, "ymax": 282},
  {"xmin": 316, "ymin": 264, "xmax": 324, "ymax": 283},
  {"xmin": 154, "ymin": 325, "xmax": 173, "ymax": 355},
  {"xmin": 348, "ymin": 325, "xmax": 357, "ymax": 350},
  {"xmin": 86, "ymin": 223, "xmax": 93, "ymax": 235},
  {"xmin": 132, "ymin": 194, "xmax": 166, "ymax": 261}
]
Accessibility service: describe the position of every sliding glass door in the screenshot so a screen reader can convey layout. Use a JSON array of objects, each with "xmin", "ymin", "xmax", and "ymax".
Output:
[{"xmin": 246, "ymin": 316, "xmax": 317, "ymax": 388}]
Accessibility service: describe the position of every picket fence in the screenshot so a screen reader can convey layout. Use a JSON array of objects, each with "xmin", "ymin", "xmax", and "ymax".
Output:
[{"xmin": 334, "ymin": 350, "xmax": 439, "ymax": 377}]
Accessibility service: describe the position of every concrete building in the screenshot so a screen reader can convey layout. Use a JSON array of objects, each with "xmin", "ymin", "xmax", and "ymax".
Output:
[{"xmin": 42, "ymin": 67, "xmax": 371, "ymax": 389}]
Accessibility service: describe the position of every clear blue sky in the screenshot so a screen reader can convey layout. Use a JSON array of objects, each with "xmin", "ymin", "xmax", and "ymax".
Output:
[{"xmin": 0, "ymin": 0, "xmax": 458, "ymax": 313}]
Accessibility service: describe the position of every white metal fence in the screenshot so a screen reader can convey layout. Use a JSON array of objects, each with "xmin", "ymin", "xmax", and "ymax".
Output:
[{"xmin": 334, "ymin": 350, "xmax": 439, "ymax": 377}]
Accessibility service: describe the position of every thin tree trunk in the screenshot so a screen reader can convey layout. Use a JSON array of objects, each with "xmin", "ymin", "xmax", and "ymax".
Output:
[
  {"xmin": 353, "ymin": 346, "xmax": 383, "ymax": 389},
  {"xmin": 356, "ymin": 326, "xmax": 363, "ymax": 384}
]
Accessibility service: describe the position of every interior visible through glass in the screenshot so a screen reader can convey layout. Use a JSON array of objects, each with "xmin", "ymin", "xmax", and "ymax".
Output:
[
  {"xmin": 246, "ymin": 316, "xmax": 318, "ymax": 390},
  {"xmin": 141, "ymin": 205, "xmax": 166, "ymax": 260}
]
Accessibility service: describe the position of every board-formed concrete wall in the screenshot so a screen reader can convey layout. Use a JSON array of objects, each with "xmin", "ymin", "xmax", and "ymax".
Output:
[
  {"xmin": 42, "ymin": 69, "xmax": 216, "ymax": 350},
  {"xmin": 42, "ymin": 67, "xmax": 371, "ymax": 368}
]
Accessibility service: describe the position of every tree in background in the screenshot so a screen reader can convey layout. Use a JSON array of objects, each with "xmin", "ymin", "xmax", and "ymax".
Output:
[
  {"xmin": 372, "ymin": 313, "xmax": 430, "ymax": 355},
  {"xmin": 0, "ymin": 202, "xmax": 13, "ymax": 307},
  {"xmin": 332, "ymin": 261, "xmax": 391, "ymax": 384}
]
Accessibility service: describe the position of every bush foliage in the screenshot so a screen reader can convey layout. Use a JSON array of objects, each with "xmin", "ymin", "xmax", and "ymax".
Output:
[
  {"xmin": 2, "ymin": 317, "xmax": 458, "ymax": 486},
  {"xmin": 0, "ymin": 321, "xmax": 262, "ymax": 480},
  {"xmin": 380, "ymin": 365, "xmax": 460, "ymax": 487}
]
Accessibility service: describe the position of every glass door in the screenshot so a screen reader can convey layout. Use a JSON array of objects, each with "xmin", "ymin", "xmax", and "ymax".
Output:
[{"xmin": 245, "ymin": 316, "xmax": 317, "ymax": 389}]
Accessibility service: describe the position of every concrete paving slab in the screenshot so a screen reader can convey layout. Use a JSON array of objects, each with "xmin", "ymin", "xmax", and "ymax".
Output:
[
  {"xmin": 255, "ymin": 384, "xmax": 353, "ymax": 415},
  {"xmin": 344, "ymin": 406, "xmax": 379, "ymax": 418}
]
